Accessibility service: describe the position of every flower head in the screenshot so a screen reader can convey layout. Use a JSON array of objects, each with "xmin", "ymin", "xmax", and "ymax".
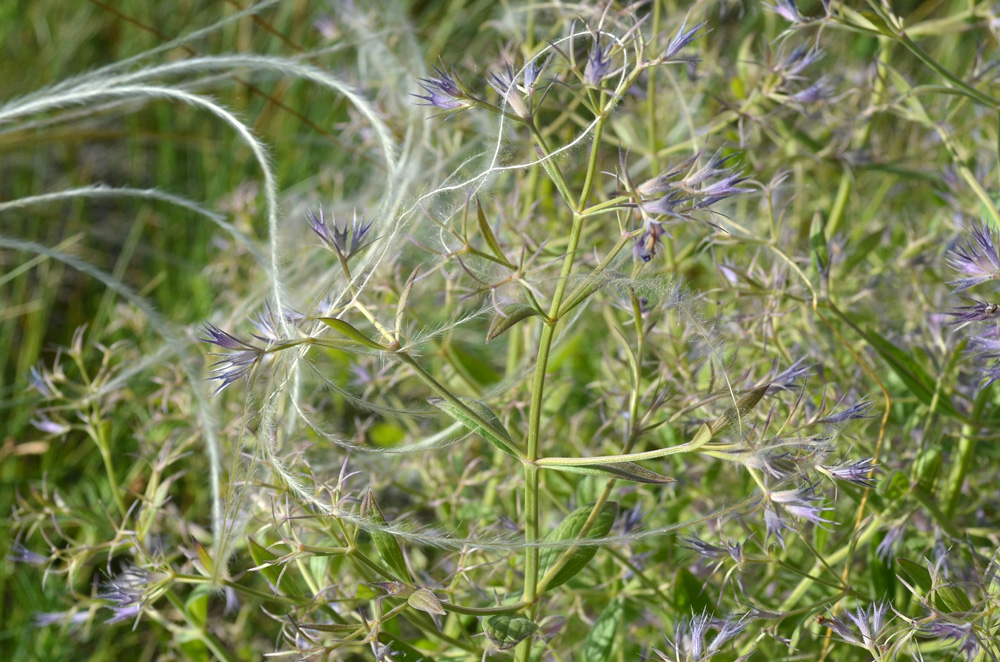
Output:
[
  {"xmin": 819, "ymin": 458, "xmax": 878, "ymax": 488},
  {"xmin": 414, "ymin": 65, "xmax": 471, "ymax": 111},
  {"xmin": 764, "ymin": 0, "xmax": 805, "ymax": 23},
  {"xmin": 819, "ymin": 602, "xmax": 891, "ymax": 649},
  {"xmin": 774, "ymin": 45, "xmax": 824, "ymax": 79},
  {"xmin": 199, "ymin": 323, "xmax": 267, "ymax": 394},
  {"xmin": 946, "ymin": 222, "xmax": 1000, "ymax": 291},
  {"xmin": 818, "ymin": 398, "xmax": 877, "ymax": 424},
  {"xmin": 920, "ymin": 620, "xmax": 980, "ymax": 661},
  {"xmin": 663, "ymin": 17, "xmax": 706, "ymax": 60},
  {"xmin": 584, "ymin": 39, "xmax": 613, "ymax": 86},
  {"xmin": 308, "ymin": 208, "xmax": 375, "ymax": 259},
  {"xmin": 488, "ymin": 61, "xmax": 530, "ymax": 118},
  {"xmin": 100, "ymin": 566, "xmax": 153, "ymax": 626},
  {"xmin": 875, "ymin": 522, "xmax": 906, "ymax": 562},
  {"xmin": 654, "ymin": 611, "xmax": 753, "ymax": 661}
]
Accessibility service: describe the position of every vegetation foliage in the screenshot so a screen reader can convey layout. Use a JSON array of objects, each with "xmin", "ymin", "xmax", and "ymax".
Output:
[{"xmin": 3, "ymin": 1, "xmax": 1000, "ymax": 660}]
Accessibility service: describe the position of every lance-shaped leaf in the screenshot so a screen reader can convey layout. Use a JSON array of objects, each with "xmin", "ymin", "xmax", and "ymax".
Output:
[
  {"xmin": 484, "ymin": 614, "xmax": 538, "ymax": 650},
  {"xmin": 538, "ymin": 501, "xmax": 618, "ymax": 591},
  {"xmin": 689, "ymin": 384, "xmax": 769, "ymax": 450},
  {"xmin": 544, "ymin": 460, "xmax": 673, "ymax": 484},
  {"xmin": 810, "ymin": 212, "xmax": 829, "ymax": 278},
  {"xmin": 486, "ymin": 304, "xmax": 541, "ymax": 343},
  {"xmin": 407, "ymin": 588, "xmax": 445, "ymax": 615},
  {"xmin": 861, "ymin": 328, "xmax": 961, "ymax": 419},
  {"xmin": 476, "ymin": 197, "xmax": 513, "ymax": 266},
  {"xmin": 395, "ymin": 267, "xmax": 420, "ymax": 340},
  {"xmin": 710, "ymin": 384, "xmax": 769, "ymax": 434},
  {"xmin": 247, "ymin": 538, "xmax": 305, "ymax": 597},
  {"xmin": 428, "ymin": 395, "xmax": 524, "ymax": 458},
  {"xmin": 361, "ymin": 489, "xmax": 412, "ymax": 582},
  {"xmin": 320, "ymin": 317, "xmax": 389, "ymax": 351},
  {"xmin": 582, "ymin": 596, "xmax": 623, "ymax": 662}
]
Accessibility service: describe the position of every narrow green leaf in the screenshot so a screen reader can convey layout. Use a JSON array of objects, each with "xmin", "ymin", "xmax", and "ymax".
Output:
[
  {"xmin": 396, "ymin": 267, "xmax": 419, "ymax": 339},
  {"xmin": 247, "ymin": 537, "xmax": 304, "ymax": 597},
  {"xmin": 880, "ymin": 470, "xmax": 909, "ymax": 504},
  {"xmin": 581, "ymin": 596, "xmax": 623, "ymax": 662},
  {"xmin": 915, "ymin": 446, "xmax": 942, "ymax": 496},
  {"xmin": 487, "ymin": 304, "xmax": 541, "ymax": 343},
  {"xmin": 896, "ymin": 558, "xmax": 932, "ymax": 593},
  {"xmin": 476, "ymin": 197, "xmax": 511, "ymax": 265},
  {"xmin": 545, "ymin": 461, "xmax": 673, "ymax": 484},
  {"xmin": 936, "ymin": 585, "xmax": 973, "ymax": 614},
  {"xmin": 484, "ymin": 614, "xmax": 538, "ymax": 650},
  {"xmin": 841, "ymin": 230, "xmax": 883, "ymax": 274},
  {"xmin": 185, "ymin": 586, "xmax": 211, "ymax": 628},
  {"xmin": 361, "ymin": 489, "xmax": 412, "ymax": 582},
  {"xmin": 449, "ymin": 341, "xmax": 501, "ymax": 385},
  {"xmin": 428, "ymin": 395, "xmax": 524, "ymax": 458},
  {"xmin": 810, "ymin": 212, "xmax": 829, "ymax": 278},
  {"xmin": 869, "ymin": 535, "xmax": 896, "ymax": 601},
  {"xmin": 862, "ymin": 328, "xmax": 961, "ymax": 419},
  {"xmin": 320, "ymin": 317, "xmax": 388, "ymax": 351},
  {"xmin": 858, "ymin": 11, "xmax": 896, "ymax": 36},
  {"xmin": 674, "ymin": 567, "xmax": 712, "ymax": 614},
  {"xmin": 408, "ymin": 588, "xmax": 445, "ymax": 615},
  {"xmin": 709, "ymin": 384, "xmax": 769, "ymax": 435},
  {"xmin": 195, "ymin": 542, "xmax": 214, "ymax": 576},
  {"xmin": 539, "ymin": 502, "xmax": 618, "ymax": 591}
]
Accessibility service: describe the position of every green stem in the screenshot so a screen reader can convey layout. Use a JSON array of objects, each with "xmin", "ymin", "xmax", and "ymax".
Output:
[
  {"xmin": 164, "ymin": 589, "xmax": 237, "ymax": 662},
  {"xmin": 945, "ymin": 386, "xmax": 991, "ymax": 517},
  {"xmin": 516, "ymin": 90, "xmax": 610, "ymax": 662}
]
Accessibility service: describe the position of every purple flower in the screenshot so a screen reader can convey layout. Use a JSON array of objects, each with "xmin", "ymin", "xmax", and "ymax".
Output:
[
  {"xmin": 655, "ymin": 610, "xmax": 752, "ymax": 661},
  {"xmin": 946, "ymin": 222, "xmax": 1000, "ymax": 291},
  {"xmin": 488, "ymin": 62, "xmax": 530, "ymax": 117},
  {"xmin": 308, "ymin": 208, "xmax": 374, "ymax": 259},
  {"xmin": 790, "ymin": 77, "xmax": 835, "ymax": 104},
  {"xmin": 199, "ymin": 323, "xmax": 267, "ymax": 394},
  {"xmin": 584, "ymin": 39, "xmax": 613, "ymax": 86},
  {"xmin": 818, "ymin": 398, "xmax": 876, "ymax": 424},
  {"xmin": 100, "ymin": 566, "xmax": 151, "ymax": 626},
  {"xmin": 693, "ymin": 174, "xmax": 752, "ymax": 207},
  {"xmin": 683, "ymin": 148, "xmax": 740, "ymax": 188},
  {"xmin": 766, "ymin": 486, "xmax": 836, "ymax": 544},
  {"xmin": 776, "ymin": 45, "xmax": 824, "ymax": 79},
  {"xmin": 8, "ymin": 542, "xmax": 48, "ymax": 565},
  {"xmin": 663, "ymin": 17, "xmax": 706, "ymax": 60},
  {"xmin": 819, "ymin": 458, "xmax": 878, "ymax": 488},
  {"xmin": 764, "ymin": 505, "xmax": 786, "ymax": 547},
  {"xmin": 682, "ymin": 536, "xmax": 746, "ymax": 564},
  {"xmin": 30, "ymin": 414, "xmax": 71, "ymax": 436},
  {"xmin": 764, "ymin": 0, "xmax": 804, "ymax": 23},
  {"xmin": 946, "ymin": 297, "xmax": 1000, "ymax": 324},
  {"xmin": 875, "ymin": 523, "xmax": 905, "ymax": 562},
  {"xmin": 414, "ymin": 65, "xmax": 470, "ymax": 111},
  {"xmin": 523, "ymin": 56, "xmax": 544, "ymax": 92},
  {"xmin": 34, "ymin": 610, "xmax": 89, "ymax": 628},
  {"xmin": 819, "ymin": 602, "xmax": 891, "ymax": 648},
  {"xmin": 920, "ymin": 620, "xmax": 980, "ymax": 661},
  {"xmin": 769, "ymin": 357, "xmax": 812, "ymax": 389},
  {"xmin": 28, "ymin": 365, "xmax": 55, "ymax": 398}
]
